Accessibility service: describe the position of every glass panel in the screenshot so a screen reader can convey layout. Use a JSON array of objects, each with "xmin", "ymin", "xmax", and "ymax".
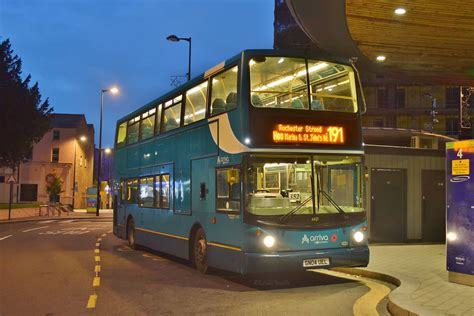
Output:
[
  {"xmin": 246, "ymin": 156, "xmax": 364, "ymax": 216},
  {"xmin": 139, "ymin": 177, "xmax": 154, "ymax": 207},
  {"xmin": 210, "ymin": 66, "xmax": 238, "ymax": 116},
  {"xmin": 163, "ymin": 103, "xmax": 182, "ymax": 132},
  {"xmin": 184, "ymin": 81, "xmax": 207, "ymax": 125},
  {"xmin": 127, "ymin": 122, "xmax": 139, "ymax": 144},
  {"xmin": 308, "ymin": 60, "xmax": 357, "ymax": 112},
  {"xmin": 126, "ymin": 179, "xmax": 139, "ymax": 204},
  {"xmin": 153, "ymin": 176, "xmax": 161, "ymax": 208},
  {"xmin": 250, "ymin": 57, "xmax": 309, "ymax": 109},
  {"xmin": 52, "ymin": 148, "xmax": 59, "ymax": 162},
  {"xmin": 116, "ymin": 122, "xmax": 127, "ymax": 147},
  {"xmin": 140, "ymin": 113, "xmax": 155, "ymax": 140},
  {"xmin": 216, "ymin": 168, "xmax": 240, "ymax": 212},
  {"xmin": 161, "ymin": 174, "xmax": 170, "ymax": 209}
]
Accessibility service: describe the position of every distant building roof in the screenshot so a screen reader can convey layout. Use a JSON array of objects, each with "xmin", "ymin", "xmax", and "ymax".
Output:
[{"xmin": 50, "ymin": 114, "xmax": 87, "ymax": 129}]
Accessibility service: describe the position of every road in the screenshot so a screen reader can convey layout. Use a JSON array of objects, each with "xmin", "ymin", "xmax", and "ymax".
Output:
[{"xmin": 0, "ymin": 219, "xmax": 390, "ymax": 315}]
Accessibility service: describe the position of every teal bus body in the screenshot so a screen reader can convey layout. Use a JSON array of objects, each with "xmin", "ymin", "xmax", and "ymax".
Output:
[{"xmin": 113, "ymin": 49, "xmax": 369, "ymax": 274}]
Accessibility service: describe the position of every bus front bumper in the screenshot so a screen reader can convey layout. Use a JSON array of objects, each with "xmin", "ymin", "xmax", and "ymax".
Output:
[{"xmin": 241, "ymin": 246, "xmax": 369, "ymax": 274}]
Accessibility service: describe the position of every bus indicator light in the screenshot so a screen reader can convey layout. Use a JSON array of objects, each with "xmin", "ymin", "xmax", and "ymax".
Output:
[{"xmin": 272, "ymin": 124, "xmax": 344, "ymax": 144}]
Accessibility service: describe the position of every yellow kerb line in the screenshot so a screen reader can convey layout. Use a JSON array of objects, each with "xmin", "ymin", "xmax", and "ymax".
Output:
[{"xmin": 86, "ymin": 294, "xmax": 97, "ymax": 308}]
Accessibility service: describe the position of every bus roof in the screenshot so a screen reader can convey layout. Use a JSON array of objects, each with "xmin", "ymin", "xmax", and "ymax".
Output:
[{"xmin": 116, "ymin": 49, "xmax": 352, "ymax": 125}]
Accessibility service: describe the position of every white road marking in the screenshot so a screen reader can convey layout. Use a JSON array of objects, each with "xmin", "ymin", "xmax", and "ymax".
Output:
[
  {"xmin": 22, "ymin": 226, "xmax": 49, "ymax": 233},
  {"xmin": 38, "ymin": 220, "xmax": 57, "ymax": 224},
  {"xmin": 60, "ymin": 220, "xmax": 76, "ymax": 223},
  {"xmin": 0, "ymin": 235, "xmax": 13, "ymax": 241}
]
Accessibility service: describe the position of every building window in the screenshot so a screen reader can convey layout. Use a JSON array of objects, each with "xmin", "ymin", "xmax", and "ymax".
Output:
[
  {"xmin": 446, "ymin": 87, "xmax": 460, "ymax": 108},
  {"xmin": 446, "ymin": 118, "xmax": 459, "ymax": 136},
  {"xmin": 53, "ymin": 130, "xmax": 60, "ymax": 140},
  {"xmin": 377, "ymin": 88, "xmax": 388, "ymax": 108},
  {"xmin": 395, "ymin": 88, "xmax": 406, "ymax": 108},
  {"xmin": 52, "ymin": 148, "xmax": 59, "ymax": 163}
]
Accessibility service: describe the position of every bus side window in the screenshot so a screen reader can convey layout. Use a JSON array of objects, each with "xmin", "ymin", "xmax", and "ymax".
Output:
[
  {"xmin": 126, "ymin": 179, "xmax": 139, "ymax": 204},
  {"xmin": 210, "ymin": 65, "xmax": 238, "ymax": 116},
  {"xmin": 116, "ymin": 122, "xmax": 127, "ymax": 147},
  {"xmin": 216, "ymin": 167, "xmax": 240, "ymax": 213}
]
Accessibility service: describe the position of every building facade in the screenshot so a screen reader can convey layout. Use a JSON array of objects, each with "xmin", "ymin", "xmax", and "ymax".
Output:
[{"xmin": 0, "ymin": 114, "xmax": 95, "ymax": 209}]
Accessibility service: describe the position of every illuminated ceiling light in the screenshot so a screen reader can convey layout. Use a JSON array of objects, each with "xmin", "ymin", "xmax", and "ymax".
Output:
[
  {"xmin": 79, "ymin": 136, "xmax": 87, "ymax": 142},
  {"xmin": 278, "ymin": 58, "xmax": 285, "ymax": 64},
  {"xmin": 249, "ymin": 60, "xmax": 256, "ymax": 66},
  {"xmin": 376, "ymin": 55, "xmax": 386, "ymax": 62},
  {"xmin": 394, "ymin": 7, "xmax": 406, "ymax": 15}
]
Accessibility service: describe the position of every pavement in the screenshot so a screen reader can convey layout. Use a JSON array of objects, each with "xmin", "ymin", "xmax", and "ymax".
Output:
[
  {"xmin": 341, "ymin": 244, "xmax": 474, "ymax": 316},
  {"xmin": 1, "ymin": 209, "xmax": 472, "ymax": 315},
  {"xmin": 0, "ymin": 207, "xmax": 112, "ymax": 222}
]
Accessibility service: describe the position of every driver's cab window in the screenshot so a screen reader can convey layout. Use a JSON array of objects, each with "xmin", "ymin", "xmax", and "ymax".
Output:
[{"xmin": 216, "ymin": 167, "xmax": 241, "ymax": 213}]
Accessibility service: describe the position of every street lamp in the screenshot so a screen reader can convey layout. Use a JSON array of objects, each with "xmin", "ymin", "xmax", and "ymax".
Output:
[
  {"xmin": 72, "ymin": 135, "xmax": 87, "ymax": 209},
  {"xmin": 166, "ymin": 34, "xmax": 192, "ymax": 81},
  {"xmin": 96, "ymin": 86, "xmax": 119, "ymax": 216}
]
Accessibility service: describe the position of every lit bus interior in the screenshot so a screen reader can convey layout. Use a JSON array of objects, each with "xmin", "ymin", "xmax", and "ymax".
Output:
[
  {"xmin": 246, "ymin": 155, "xmax": 364, "ymax": 217},
  {"xmin": 249, "ymin": 57, "xmax": 358, "ymax": 112}
]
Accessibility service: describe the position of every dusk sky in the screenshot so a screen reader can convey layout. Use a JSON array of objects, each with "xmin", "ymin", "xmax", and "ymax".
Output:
[{"xmin": 0, "ymin": 0, "xmax": 274, "ymax": 147}]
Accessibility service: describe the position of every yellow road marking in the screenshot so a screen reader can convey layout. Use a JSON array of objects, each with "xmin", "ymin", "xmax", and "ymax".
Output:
[
  {"xmin": 93, "ymin": 277, "xmax": 100, "ymax": 287},
  {"xmin": 97, "ymin": 238, "xmax": 102, "ymax": 242},
  {"xmin": 95, "ymin": 242, "xmax": 100, "ymax": 247},
  {"xmin": 95, "ymin": 256, "xmax": 100, "ymax": 262},
  {"xmin": 94, "ymin": 249, "xmax": 100, "ymax": 254},
  {"xmin": 86, "ymin": 294, "xmax": 97, "ymax": 308},
  {"xmin": 312, "ymin": 269, "xmax": 391, "ymax": 316},
  {"xmin": 95, "ymin": 265, "xmax": 101, "ymax": 273}
]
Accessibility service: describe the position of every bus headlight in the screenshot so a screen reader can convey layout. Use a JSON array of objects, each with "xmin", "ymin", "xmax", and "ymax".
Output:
[
  {"xmin": 353, "ymin": 231, "xmax": 364, "ymax": 243},
  {"xmin": 263, "ymin": 235, "xmax": 275, "ymax": 248}
]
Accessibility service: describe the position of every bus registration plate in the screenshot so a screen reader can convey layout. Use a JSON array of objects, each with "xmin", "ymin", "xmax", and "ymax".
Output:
[{"xmin": 303, "ymin": 258, "xmax": 330, "ymax": 267}]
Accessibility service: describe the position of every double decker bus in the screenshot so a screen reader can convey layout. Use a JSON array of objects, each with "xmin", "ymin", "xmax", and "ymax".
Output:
[{"xmin": 113, "ymin": 49, "xmax": 369, "ymax": 274}]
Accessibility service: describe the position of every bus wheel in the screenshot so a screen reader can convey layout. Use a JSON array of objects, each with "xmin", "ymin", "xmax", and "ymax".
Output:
[
  {"xmin": 127, "ymin": 218, "xmax": 137, "ymax": 249},
  {"xmin": 193, "ymin": 228, "xmax": 208, "ymax": 274}
]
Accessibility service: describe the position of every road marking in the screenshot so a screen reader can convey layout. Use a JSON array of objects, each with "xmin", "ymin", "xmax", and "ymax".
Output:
[
  {"xmin": 101, "ymin": 233, "xmax": 107, "ymax": 237},
  {"xmin": 313, "ymin": 269, "xmax": 391, "ymax": 316},
  {"xmin": 38, "ymin": 220, "xmax": 57, "ymax": 224},
  {"xmin": 95, "ymin": 265, "xmax": 101, "ymax": 273},
  {"xmin": 60, "ymin": 220, "xmax": 76, "ymax": 223},
  {"xmin": 95, "ymin": 242, "xmax": 100, "ymax": 247},
  {"xmin": 94, "ymin": 249, "xmax": 100, "ymax": 254},
  {"xmin": 86, "ymin": 294, "xmax": 97, "ymax": 308},
  {"xmin": 22, "ymin": 226, "xmax": 49, "ymax": 232},
  {"xmin": 97, "ymin": 238, "xmax": 102, "ymax": 242},
  {"xmin": 0, "ymin": 235, "xmax": 13, "ymax": 241},
  {"xmin": 95, "ymin": 256, "xmax": 101, "ymax": 262},
  {"xmin": 93, "ymin": 277, "xmax": 100, "ymax": 287}
]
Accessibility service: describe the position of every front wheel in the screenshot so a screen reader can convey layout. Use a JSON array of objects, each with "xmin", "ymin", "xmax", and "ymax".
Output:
[
  {"xmin": 193, "ymin": 228, "xmax": 209, "ymax": 274},
  {"xmin": 127, "ymin": 218, "xmax": 137, "ymax": 249}
]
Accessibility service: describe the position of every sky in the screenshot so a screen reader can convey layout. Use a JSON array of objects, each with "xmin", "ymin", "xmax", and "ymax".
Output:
[{"xmin": 0, "ymin": 0, "xmax": 274, "ymax": 147}]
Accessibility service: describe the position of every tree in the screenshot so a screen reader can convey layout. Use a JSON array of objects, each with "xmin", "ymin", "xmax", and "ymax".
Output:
[
  {"xmin": 46, "ymin": 174, "xmax": 64, "ymax": 203},
  {"xmin": 0, "ymin": 39, "xmax": 53, "ymax": 169}
]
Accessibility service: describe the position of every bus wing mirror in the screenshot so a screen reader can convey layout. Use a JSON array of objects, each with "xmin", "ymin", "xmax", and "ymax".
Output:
[{"xmin": 350, "ymin": 59, "xmax": 367, "ymax": 115}]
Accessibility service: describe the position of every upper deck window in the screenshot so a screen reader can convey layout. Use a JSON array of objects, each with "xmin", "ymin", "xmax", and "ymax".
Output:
[
  {"xmin": 184, "ymin": 81, "xmax": 207, "ymax": 125},
  {"xmin": 250, "ymin": 57, "xmax": 358, "ymax": 113},
  {"xmin": 140, "ymin": 108, "xmax": 156, "ymax": 140},
  {"xmin": 162, "ymin": 95, "xmax": 182, "ymax": 132},
  {"xmin": 116, "ymin": 122, "xmax": 127, "ymax": 147},
  {"xmin": 127, "ymin": 115, "xmax": 140, "ymax": 144},
  {"xmin": 210, "ymin": 66, "xmax": 238, "ymax": 116}
]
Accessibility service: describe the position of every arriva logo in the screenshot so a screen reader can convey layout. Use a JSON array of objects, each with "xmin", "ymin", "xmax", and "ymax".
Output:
[{"xmin": 301, "ymin": 234, "xmax": 329, "ymax": 244}]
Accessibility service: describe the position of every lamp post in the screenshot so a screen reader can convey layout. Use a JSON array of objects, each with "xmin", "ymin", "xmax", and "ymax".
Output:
[
  {"xmin": 72, "ymin": 135, "xmax": 87, "ymax": 209},
  {"xmin": 96, "ymin": 87, "xmax": 119, "ymax": 216},
  {"xmin": 166, "ymin": 34, "xmax": 192, "ymax": 81}
]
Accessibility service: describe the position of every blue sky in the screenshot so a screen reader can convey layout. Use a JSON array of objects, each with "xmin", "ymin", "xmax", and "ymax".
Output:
[{"xmin": 0, "ymin": 0, "xmax": 274, "ymax": 147}]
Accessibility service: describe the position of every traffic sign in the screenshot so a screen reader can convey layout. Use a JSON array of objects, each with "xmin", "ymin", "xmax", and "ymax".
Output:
[{"xmin": 7, "ymin": 175, "xmax": 16, "ymax": 184}]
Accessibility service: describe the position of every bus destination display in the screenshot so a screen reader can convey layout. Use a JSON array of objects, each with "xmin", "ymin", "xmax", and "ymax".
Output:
[{"xmin": 272, "ymin": 124, "xmax": 345, "ymax": 144}]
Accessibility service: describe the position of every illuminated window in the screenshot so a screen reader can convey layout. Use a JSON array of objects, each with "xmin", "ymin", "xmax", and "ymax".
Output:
[
  {"xmin": 139, "ymin": 177, "xmax": 154, "ymax": 207},
  {"xmin": 210, "ymin": 66, "xmax": 238, "ymax": 116},
  {"xmin": 216, "ymin": 167, "xmax": 240, "ymax": 213},
  {"xmin": 160, "ymin": 174, "xmax": 170, "ymax": 209},
  {"xmin": 184, "ymin": 81, "xmax": 207, "ymax": 125},
  {"xmin": 140, "ymin": 108, "xmax": 156, "ymax": 140},
  {"xmin": 127, "ymin": 116, "xmax": 140, "ymax": 144},
  {"xmin": 116, "ymin": 122, "xmax": 127, "ymax": 147},
  {"xmin": 126, "ymin": 179, "xmax": 139, "ymax": 204},
  {"xmin": 162, "ymin": 97, "xmax": 182, "ymax": 132}
]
